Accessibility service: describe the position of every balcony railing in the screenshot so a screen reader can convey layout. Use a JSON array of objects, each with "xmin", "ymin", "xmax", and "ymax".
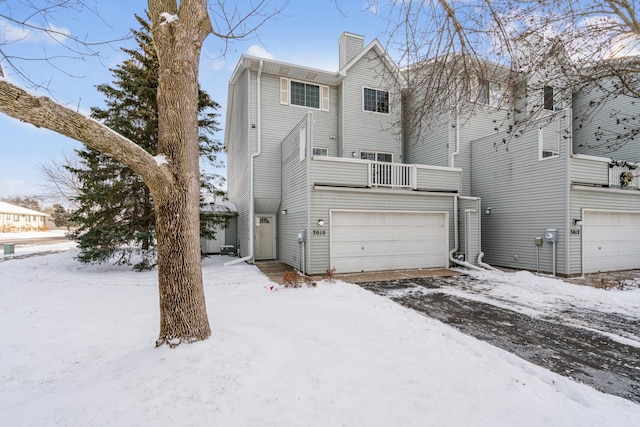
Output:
[
  {"xmin": 369, "ymin": 162, "xmax": 415, "ymax": 188},
  {"xmin": 310, "ymin": 157, "xmax": 461, "ymax": 193},
  {"xmin": 609, "ymin": 162, "xmax": 639, "ymax": 189}
]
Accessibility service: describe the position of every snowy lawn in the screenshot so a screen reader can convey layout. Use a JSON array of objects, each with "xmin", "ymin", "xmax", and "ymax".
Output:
[{"xmin": 1, "ymin": 250, "xmax": 639, "ymax": 426}]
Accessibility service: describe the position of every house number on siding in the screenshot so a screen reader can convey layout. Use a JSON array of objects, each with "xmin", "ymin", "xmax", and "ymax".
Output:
[
  {"xmin": 570, "ymin": 228, "xmax": 580, "ymax": 235},
  {"xmin": 312, "ymin": 229, "xmax": 326, "ymax": 236}
]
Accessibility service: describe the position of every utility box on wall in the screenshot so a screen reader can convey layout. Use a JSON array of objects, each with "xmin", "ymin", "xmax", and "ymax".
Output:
[{"xmin": 543, "ymin": 229, "xmax": 558, "ymax": 243}]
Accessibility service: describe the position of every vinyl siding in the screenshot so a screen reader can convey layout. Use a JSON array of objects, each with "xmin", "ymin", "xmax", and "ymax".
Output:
[
  {"xmin": 404, "ymin": 114, "xmax": 451, "ymax": 167},
  {"xmin": 471, "ymin": 114, "xmax": 570, "ymax": 274},
  {"xmin": 570, "ymin": 155, "xmax": 610, "ymax": 185},
  {"xmin": 279, "ymin": 114, "xmax": 312, "ymax": 271},
  {"xmin": 415, "ymin": 165, "xmax": 461, "ymax": 192},
  {"xmin": 573, "ymin": 81, "xmax": 640, "ymax": 162},
  {"xmin": 254, "ymin": 70, "xmax": 339, "ymax": 204},
  {"xmin": 340, "ymin": 50, "xmax": 403, "ymax": 161},
  {"xmin": 227, "ymin": 69, "xmax": 251, "ymax": 256},
  {"xmin": 457, "ymin": 108, "xmax": 512, "ymax": 196}
]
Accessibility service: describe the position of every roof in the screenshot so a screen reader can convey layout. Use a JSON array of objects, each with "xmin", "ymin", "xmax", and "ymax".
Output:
[
  {"xmin": 201, "ymin": 202, "xmax": 238, "ymax": 216},
  {"xmin": 0, "ymin": 201, "xmax": 48, "ymax": 216}
]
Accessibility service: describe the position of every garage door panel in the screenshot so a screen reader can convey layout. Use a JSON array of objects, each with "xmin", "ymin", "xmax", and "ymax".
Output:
[
  {"xmin": 331, "ymin": 210, "xmax": 448, "ymax": 273},
  {"xmin": 583, "ymin": 211, "xmax": 640, "ymax": 273}
]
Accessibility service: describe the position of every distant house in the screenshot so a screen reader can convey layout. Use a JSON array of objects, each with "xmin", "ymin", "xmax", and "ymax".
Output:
[
  {"xmin": 225, "ymin": 32, "xmax": 482, "ymax": 275},
  {"xmin": 200, "ymin": 201, "xmax": 238, "ymax": 254},
  {"xmin": 0, "ymin": 201, "xmax": 49, "ymax": 232}
]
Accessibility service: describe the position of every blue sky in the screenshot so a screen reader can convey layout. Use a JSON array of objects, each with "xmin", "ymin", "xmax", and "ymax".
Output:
[{"xmin": 0, "ymin": 1, "xmax": 393, "ymax": 201}]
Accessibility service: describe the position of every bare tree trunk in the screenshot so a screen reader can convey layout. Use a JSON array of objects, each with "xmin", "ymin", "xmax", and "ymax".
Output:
[{"xmin": 149, "ymin": 0, "xmax": 213, "ymax": 346}]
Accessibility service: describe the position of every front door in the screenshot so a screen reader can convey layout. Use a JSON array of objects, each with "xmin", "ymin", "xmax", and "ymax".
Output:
[{"xmin": 255, "ymin": 215, "xmax": 275, "ymax": 260}]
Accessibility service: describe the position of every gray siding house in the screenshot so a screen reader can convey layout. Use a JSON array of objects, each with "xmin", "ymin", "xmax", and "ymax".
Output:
[
  {"xmin": 225, "ymin": 32, "xmax": 482, "ymax": 274},
  {"xmin": 469, "ymin": 67, "xmax": 640, "ymax": 276}
]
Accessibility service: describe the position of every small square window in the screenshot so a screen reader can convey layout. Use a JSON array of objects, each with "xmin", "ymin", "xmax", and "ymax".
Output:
[
  {"xmin": 363, "ymin": 88, "xmax": 389, "ymax": 114},
  {"xmin": 313, "ymin": 147, "xmax": 328, "ymax": 156}
]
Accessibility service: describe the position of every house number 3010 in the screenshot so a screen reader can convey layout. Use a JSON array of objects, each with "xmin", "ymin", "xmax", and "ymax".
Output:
[{"xmin": 312, "ymin": 230, "xmax": 326, "ymax": 236}]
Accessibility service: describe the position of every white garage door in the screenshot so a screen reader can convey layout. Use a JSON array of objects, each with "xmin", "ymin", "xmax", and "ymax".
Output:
[
  {"xmin": 583, "ymin": 210, "xmax": 640, "ymax": 273},
  {"xmin": 330, "ymin": 210, "xmax": 448, "ymax": 273}
]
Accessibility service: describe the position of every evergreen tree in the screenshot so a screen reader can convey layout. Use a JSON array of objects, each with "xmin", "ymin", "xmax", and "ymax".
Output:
[
  {"xmin": 68, "ymin": 14, "xmax": 223, "ymax": 271},
  {"xmin": 51, "ymin": 204, "xmax": 74, "ymax": 231}
]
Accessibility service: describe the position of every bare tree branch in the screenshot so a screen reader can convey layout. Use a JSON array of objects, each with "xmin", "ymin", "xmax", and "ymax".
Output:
[{"xmin": 0, "ymin": 79, "xmax": 172, "ymax": 191}]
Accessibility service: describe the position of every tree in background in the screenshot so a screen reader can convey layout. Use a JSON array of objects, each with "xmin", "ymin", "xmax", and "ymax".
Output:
[
  {"xmin": 51, "ymin": 203, "xmax": 74, "ymax": 231},
  {"xmin": 379, "ymin": 0, "xmax": 639, "ymax": 145},
  {"xmin": 67, "ymin": 15, "xmax": 223, "ymax": 271}
]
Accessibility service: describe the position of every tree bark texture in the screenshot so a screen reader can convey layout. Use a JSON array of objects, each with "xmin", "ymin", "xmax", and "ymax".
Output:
[{"xmin": 149, "ymin": 0, "xmax": 212, "ymax": 346}]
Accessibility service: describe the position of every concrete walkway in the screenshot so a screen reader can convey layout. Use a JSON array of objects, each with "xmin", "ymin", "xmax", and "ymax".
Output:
[{"xmin": 255, "ymin": 260, "xmax": 462, "ymax": 284}]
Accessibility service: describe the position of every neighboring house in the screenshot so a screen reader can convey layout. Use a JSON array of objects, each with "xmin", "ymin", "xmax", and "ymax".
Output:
[
  {"xmin": 467, "ymin": 41, "xmax": 640, "ymax": 276},
  {"xmin": 225, "ymin": 32, "xmax": 482, "ymax": 275},
  {"xmin": 0, "ymin": 201, "xmax": 49, "ymax": 232},
  {"xmin": 200, "ymin": 201, "xmax": 238, "ymax": 254}
]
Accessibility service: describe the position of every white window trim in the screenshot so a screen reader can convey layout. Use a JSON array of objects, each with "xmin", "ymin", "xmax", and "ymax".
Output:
[
  {"xmin": 313, "ymin": 147, "xmax": 328, "ymax": 157},
  {"xmin": 362, "ymin": 86, "xmax": 390, "ymax": 115},
  {"xmin": 473, "ymin": 76, "xmax": 505, "ymax": 109},
  {"xmin": 282, "ymin": 78, "xmax": 328, "ymax": 111},
  {"xmin": 538, "ymin": 121, "xmax": 560, "ymax": 161},
  {"xmin": 360, "ymin": 150, "xmax": 394, "ymax": 163}
]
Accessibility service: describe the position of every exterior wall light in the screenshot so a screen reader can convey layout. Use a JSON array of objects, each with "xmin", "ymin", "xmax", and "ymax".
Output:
[
  {"xmin": 317, "ymin": 219, "xmax": 325, "ymax": 226},
  {"xmin": 485, "ymin": 207, "xmax": 491, "ymax": 215},
  {"xmin": 281, "ymin": 209, "xmax": 287, "ymax": 215},
  {"xmin": 573, "ymin": 218, "xmax": 583, "ymax": 226}
]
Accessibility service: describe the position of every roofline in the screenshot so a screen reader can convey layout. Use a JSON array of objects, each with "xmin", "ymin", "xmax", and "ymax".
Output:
[
  {"xmin": 338, "ymin": 39, "xmax": 407, "ymax": 87},
  {"xmin": 229, "ymin": 54, "xmax": 343, "ymax": 86}
]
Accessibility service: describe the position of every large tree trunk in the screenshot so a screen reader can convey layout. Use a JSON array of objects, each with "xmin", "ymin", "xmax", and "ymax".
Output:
[{"xmin": 149, "ymin": 0, "xmax": 213, "ymax": 346}]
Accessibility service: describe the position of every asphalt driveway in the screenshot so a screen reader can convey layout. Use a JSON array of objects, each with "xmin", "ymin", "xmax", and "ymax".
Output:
[{"xmin": 357, "ymin": 275, "xmax": 640, "ymax": 404}]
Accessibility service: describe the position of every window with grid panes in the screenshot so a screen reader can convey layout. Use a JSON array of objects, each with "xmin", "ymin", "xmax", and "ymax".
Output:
[
  {"xmin": 291, "ymin": 81, "xmax": 320, "ymax": 108},
  {"xmin": 363, "ymin": 88, "xmax": 389, "ymax": 113}
]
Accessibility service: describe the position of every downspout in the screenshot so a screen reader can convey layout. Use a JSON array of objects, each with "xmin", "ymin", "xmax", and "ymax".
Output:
[
  {"xmin": 226, "ymin": 60, "xmax": 264, "ymax": 266},
  {"xmin": 448, "ymin": 106, "xmax": 481, "ymax": 270},
  {"xmin": 449, "ymin": 196, "xmax": 482, "ymax": 271}
]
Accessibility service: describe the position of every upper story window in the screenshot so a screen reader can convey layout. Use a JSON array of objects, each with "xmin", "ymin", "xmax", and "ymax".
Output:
[
  {"xmin": 543, "ymin": 85, "xmax": 566, "ymax": 111},
  {"xmin": 280, "ymin": 78, "xmax": 329, "ymax": 111},
  {"xmin": 476, "ymin": 77, "xmax": 504, "ymax": 108},
  {"xmin": 363, "ymin": 88, "xmax": 389, "ymax": 114},
  {"xmin": 291, "ymin": 81, "xmax": 319, "ymax": 108}
]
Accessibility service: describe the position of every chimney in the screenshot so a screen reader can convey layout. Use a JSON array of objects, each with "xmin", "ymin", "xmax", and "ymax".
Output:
[{"xmin": 339, "ymin": 32, "xmax": 365, "ymax": 69}]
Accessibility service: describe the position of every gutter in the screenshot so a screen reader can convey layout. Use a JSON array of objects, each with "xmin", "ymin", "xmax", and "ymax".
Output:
[{"xmin": 225, "ymin": 60, "xmax": 264, "ymax": 267}]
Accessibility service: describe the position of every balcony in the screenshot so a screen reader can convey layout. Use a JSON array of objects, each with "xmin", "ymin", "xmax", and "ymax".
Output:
[
  {"xmin": 571, "ymin": 154, "xmax": 640, "ymax": 190},
  {"xmin": 310, "ymin": 157, "xmax": 461, "ymax": 193}
]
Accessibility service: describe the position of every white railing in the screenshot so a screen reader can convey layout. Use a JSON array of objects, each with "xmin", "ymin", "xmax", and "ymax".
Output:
[
  {"xmin": 609, "ymin": 162, "xmax": 639, "ymax": 189},
  {"xmin": 368, "ymin": 162, "xmax": 416, "ymax": 188}
]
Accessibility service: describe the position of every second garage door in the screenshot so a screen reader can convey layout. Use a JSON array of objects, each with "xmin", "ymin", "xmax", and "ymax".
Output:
[
  {"xmin": 330, "ymin": 210, "xmax": 449, "ymax": 273},
  {"xmin": 583, "ymin": 210, "xmax": 640, "ymax": 273}
]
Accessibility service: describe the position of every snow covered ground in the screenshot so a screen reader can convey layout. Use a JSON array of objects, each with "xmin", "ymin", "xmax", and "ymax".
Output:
[{"xmin": 1, "ymin": 249, "xmax": 639, "ymax": 426}]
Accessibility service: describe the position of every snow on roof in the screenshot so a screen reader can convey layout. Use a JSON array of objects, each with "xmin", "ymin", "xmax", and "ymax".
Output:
[
  {"xmin": 201, "ymin": 201, "xmax": 237, "ymax": 215},
  {"xmin": 0, "ymin": 201, "xmax": 48, "ymax": 216}
]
